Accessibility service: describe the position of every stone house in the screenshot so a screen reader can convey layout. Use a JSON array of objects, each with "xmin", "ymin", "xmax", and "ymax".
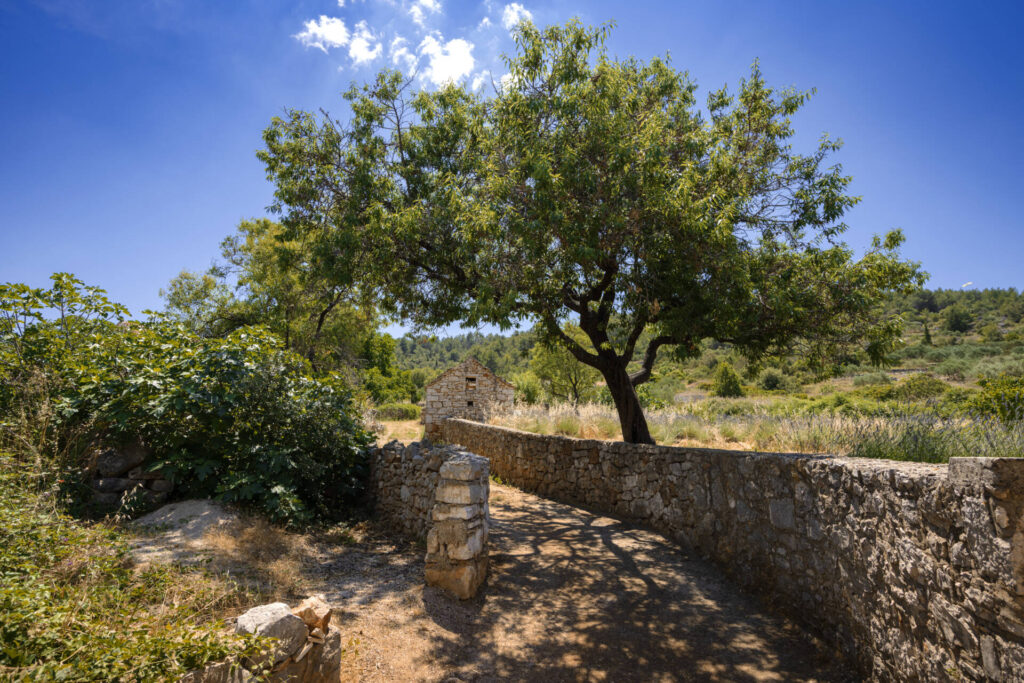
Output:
[{"xmin": 423, "ymin": 357, "xmax": 514, "ymax": 439}]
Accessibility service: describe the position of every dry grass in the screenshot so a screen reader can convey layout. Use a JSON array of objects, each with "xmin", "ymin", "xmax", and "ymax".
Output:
[
  {"xmin": 375, "ymin": 419, "xmax": 424, "ymax": 445},
  {"xmin": 490, "ymin": 403, "xmax": 830, "ymax": 452},
  {"xmin": 202, "ymin": 517, "xmax": 317, "ymax": 598},
  {"xmin": 488, "ymin": 402, "xmax": 1024, "ymax": 461}
]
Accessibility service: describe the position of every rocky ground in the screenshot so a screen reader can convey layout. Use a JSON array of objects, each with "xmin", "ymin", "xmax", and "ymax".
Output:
[{"xmin": 133, "ymin": 486, "xmax": 854, "ymax": 682}]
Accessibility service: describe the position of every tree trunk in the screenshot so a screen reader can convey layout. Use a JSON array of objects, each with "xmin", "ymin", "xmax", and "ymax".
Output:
[{"xmin": 602, "ymin": 363, "xmax": 654, "ymax": 444}]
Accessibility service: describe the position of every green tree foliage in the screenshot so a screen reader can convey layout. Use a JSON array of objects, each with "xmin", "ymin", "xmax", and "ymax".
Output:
[
  {"xmin": 1, "ymin": 273, "xmax": 128, "ymax": 455},
  {"xmin": 159, "ymin": 270, "xmax": 232, "ymax": 337},
  {"xmin": 945, "ymin": 304, "xmax": 973, "ymax": 333},
  {"xmin": 395, "ymin": 331, "xmax": 534, "ymax": 377},
  {"xmin": 162, "ymin": 218, "xmax": 379, "ymax": 373},
  {"xmin": 258, "ymin": 20, "xmax": 923, "ymax": 443},
  {"xmin": 2, "ymin": 275, "xmax": 371, "ymax": 526},
  {"xmin": 359, "ymin": 331, "xmax": 423, "ymax": 403},
  {"xmin": 529, "ymin": 324, "xmax": 602, "ymax": 404},
  {"xmin": 711, "ymin": 361, "xmax": 745, "ymax": 397}
]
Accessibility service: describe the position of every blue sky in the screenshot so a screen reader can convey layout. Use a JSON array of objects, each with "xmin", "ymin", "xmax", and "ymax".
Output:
[{"xmin": 1, "ymin": 0, "xmax": 1022, "ymax": 325}]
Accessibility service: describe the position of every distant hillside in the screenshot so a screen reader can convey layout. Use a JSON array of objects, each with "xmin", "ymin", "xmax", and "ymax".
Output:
[
  {"xmin": 395, "ymin": 330, "xmax": 535, "ymax": 378},
  {"xmin": 394, "ymin": 289, "xmax": 1024, "ymax": 400}
]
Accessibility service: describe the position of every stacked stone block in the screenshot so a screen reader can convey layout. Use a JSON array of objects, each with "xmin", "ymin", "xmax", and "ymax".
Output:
[
  {"xmin": 425, "ymin": 453, "xmax": 490, "ymax": 599},
  {"xmin": 442, "ymin": 417, "xmax": 1024, "ymax": 681},
  {"xmin": 88, "ymin": 439, "xmax": 174, "ymax": 507},
  {"xmin": 184, "ymin": 595, "xmax": 341, "ymax": 682},
  {"xmin": 422, "ymin": 357, "xmax": 514, "ymax": 440}
]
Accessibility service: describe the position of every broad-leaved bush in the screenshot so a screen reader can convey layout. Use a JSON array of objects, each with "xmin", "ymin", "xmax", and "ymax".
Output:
[{"xmin": 1, "ymin": 274, "xmax": 372, "ymax": 526}]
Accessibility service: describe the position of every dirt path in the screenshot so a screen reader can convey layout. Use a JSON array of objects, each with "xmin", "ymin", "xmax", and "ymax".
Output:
[{"xmin": 322, "ymin": 483, "xmax": 854, "ymax": 682}]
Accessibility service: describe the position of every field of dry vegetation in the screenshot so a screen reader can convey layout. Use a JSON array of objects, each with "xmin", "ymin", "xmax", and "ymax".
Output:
[{"xmin": 485, "ymin": 401, "xmax": 1024, "ymax": 463}]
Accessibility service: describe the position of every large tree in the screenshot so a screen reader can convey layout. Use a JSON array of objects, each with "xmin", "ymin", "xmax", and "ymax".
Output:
[
  {"xmin": 162, "ymin": 218, "xmax": 378, "ymax": 373},
  {"xmin": 259, "ymin": 20, "xmax": 923, "ymax": 443}
]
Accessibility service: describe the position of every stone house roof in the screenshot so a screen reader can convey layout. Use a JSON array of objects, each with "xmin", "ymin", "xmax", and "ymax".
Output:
[{"xmin": 425, "ymin": 357, "xmax": 514, "ymax": 391}]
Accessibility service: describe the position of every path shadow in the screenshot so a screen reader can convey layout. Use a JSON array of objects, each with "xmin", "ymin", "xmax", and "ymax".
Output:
[{"xmin": 417, "ymin": 485, "xmax": 857, "ymax": 682}]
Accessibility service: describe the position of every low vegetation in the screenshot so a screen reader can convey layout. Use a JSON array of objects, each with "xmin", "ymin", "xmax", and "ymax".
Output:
[
  {"xmin": 489, "ymin": 391, "xmax": 1024, "ymax": 463},
  {"xmin": 0, "ymin": 454, "xmax": 265, "ymax": 680},
  {"xmin": 373, "ymin": 402, "xmax": 422, "ymax": 421},
  {"xmin": 1, "ymin": 274, "xmax": 372, "ymax": 527}
]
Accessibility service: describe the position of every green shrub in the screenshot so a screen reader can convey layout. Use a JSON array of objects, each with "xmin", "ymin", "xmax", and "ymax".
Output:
[
  {"xmin": 970, "ymin": 373, "xmax": 1024, "ymax": 423},
  {"xmin": 66, "ymin": 325, "xmax": 372, "ymax": 526},
  {"xmin": 1, "ymin": 275, "xmax": 372, "ymax": 527},
  {"xmin": 852, "ymin": 372, "xmax": 891, "ymax": 387},
  {"xmin": 934, "ymin": 358, "xmax": 970, "ymax": 381},
  {"xmin": 512, "ymin": 371, "xmax": 543, "ymax": 404},
  {"xmin": 376, "ymin": 402, "xmax": 421, "ymax": 420},
  {"xmin": 893, "ymin": 373, "xmax": 951, "ymax": 401},
  {"xmin": 759, "ymin": 368, "xmax": 788, "ymax": 391},
  {"xmin": 981, "ymin": 323, "xmax": 1004, "ymax": 343},
  {"xmin": 944, "ymin": 304, "xmax": 973, "ymax": 333},
  {"xmin": 0, "ymin": 455, "xmax": 265, "ymax": 680},
  {"xmin": 711, "ymin": 362, "xmax": 744, "ymax": 398}
]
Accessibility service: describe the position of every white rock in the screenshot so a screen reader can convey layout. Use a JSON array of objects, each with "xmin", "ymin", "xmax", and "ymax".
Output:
[
  {"xmin": 235, "ymin": 603, "xmax": 308, "ymax": 664},
  {"xmin": 440, "ymin": 453, "xmax": 489, "ymax": 481}
]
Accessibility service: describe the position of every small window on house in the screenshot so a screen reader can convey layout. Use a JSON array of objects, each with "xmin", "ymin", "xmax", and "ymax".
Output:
[
  {"xmin": 466, "ymin": 376, "xmax": 477, "ymax": 390},
  {"xmin": 467, "ymin": 400, "xmax": 474, "ymax": 407}
]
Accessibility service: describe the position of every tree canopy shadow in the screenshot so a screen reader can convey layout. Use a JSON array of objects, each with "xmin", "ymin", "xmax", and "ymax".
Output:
[{"xmin": 417, "ymin": 485, "xmax": 857, "ymax": 682}]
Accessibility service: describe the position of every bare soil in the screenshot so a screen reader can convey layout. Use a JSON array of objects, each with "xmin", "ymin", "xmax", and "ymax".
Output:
[
  {"xmin": 323, "ymin": 485, "xmax": 853, "ymax": 682},
  {"xmin": 132, "ymin": 487, "xmax": 855, "ymax": 682}
]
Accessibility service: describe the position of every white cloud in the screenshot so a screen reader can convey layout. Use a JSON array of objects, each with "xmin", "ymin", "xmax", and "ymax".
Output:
[
  {"xmin": 501, "ymin": 3, "xmax": 532, "ymax": 30},
  {"xmin": 471, "ymin": 70, "xmax": 489, "ymax": 90},
  {"xmin": 478, "ymin": 16, "xmax": 492, "ymax": 29},
  {"xmin": 409, "ymin": 0, "xmax": 441, "ymax": 27},
  {"xmin": 390, "ymin": 35, "xmax": 418, "ymax": 72},
  {"xmin": 295, "ymin": 16, "xmax": 350, "ymax": 53},
  {"xmin": 348, "ymin": 20, "xmax": 383, "ymax": 64},
  {"xmin": 418, "ymin": 34, "xmax": 475, "ymax": 85},
  {"xmin": 337, "ymin": 0, "xmax": 345, "ymax": 6}
]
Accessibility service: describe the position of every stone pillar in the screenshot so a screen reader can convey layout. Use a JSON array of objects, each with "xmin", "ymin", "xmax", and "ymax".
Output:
[{"xmin": 425, "ymin": 452, "xmax": 490, "ymax": 599}]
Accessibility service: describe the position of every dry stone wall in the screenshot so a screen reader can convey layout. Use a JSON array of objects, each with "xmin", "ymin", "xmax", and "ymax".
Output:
[
  {"xmin": 87, "ymin": 439, "xmax": 174, "ymax": 508},
  {"xmin": 441, "ymin": 418, "xmax": 1024, "ymax": 681},
  {"xmin": 422, "ymin": 358, "xmax": 514, "ymax": 440},
  {"xmin": 370, "ymin": 440, "xmax": 446, "ymax": 539},
  {"xmin": 371, "ymin": 441, "xmax": 491, "ymax": 599},
  {"xmin": 370, "ymin": 440, "xmax": 489, "ymax": 541}
]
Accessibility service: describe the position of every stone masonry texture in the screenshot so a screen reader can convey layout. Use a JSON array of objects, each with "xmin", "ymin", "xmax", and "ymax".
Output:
[
  {"xmin": 370, "ymin": 441, "xmax": 491, "ymax": 599},
  {"xmin": 422, "ymin": 358, "xmax": 514, "ymax": 441},
  {"xmin": 370, "ymin": 440, "xmax": 488, "ymax": 541},
  {"xmin": 441, "ymin": 418, "xmax": 1024, "ymax": 681},
  {"xmin": 425, "ymin": 452, "xmax": 490, "ymax": 599}
]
